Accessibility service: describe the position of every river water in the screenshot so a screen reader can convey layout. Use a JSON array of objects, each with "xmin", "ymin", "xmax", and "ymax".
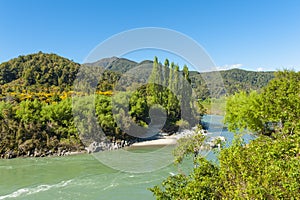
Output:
[{"xmin": 0, "ymin": 115, "xmax": 254, "ymax": 200}]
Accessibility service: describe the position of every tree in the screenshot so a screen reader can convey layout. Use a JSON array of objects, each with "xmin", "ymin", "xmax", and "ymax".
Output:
[
  {"xmin": 95, "ymin": 95, "xmax": 118, "ymax": 138},
  {"xmin": 150, "ymin": 157, "xmax": 219, "ymax": 200},
  {"xmin": 129, "ymin": 89, "xmax": 149, "ymax": 126},
  {"xmin": 16, "ymin": 99, "xmax": 44, "ymax": 123},
  {"xmin": 182, "ymin": 64, "xmax": 191, "ymax": 84},
  {"xmin": 163, "ymin": 59, "xmax": 169, "ymax": 87},
  {"xmin": 259, "ymin": 70, "xmax": 300, "ymax": 135},
  {"xmin": 217, "ymin": 134, "xmax": 300, "ymax": 199},
  {"xmin": 224, "ymin": 90, "xmax": 265, "ymax": 134},
  {"xmin": 167, "ymin": 62, "xmax": 180, "ymax": 120},
  {"xmin": 180, "ymin": 65, "xmax": 196, "ymax": 127},
  {"xmin": 151, "ymin": 133, "xmax": 300, "ymax": 200},
  {"xmin": 151, "ymin": 70, "xmax": 300, "ymax": 200},
  {"xmin": 41, "ymin": 98, "xmax": 77, "ymax": 140},
  {"xmin": 225, "ymin": 70, "xmax": 300, "ymax": 136},
  {"xmin": 173, "ymin": 64, "xmax": 180, "ymax": 97},
  {"xmin": 147, "ymin": 56, "xmax": 160, "ymax": 105}
]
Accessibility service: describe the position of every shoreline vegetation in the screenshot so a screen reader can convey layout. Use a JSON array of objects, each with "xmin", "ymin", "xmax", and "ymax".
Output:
[
  {"xmin": 150, "ymin": 70, "xmax": 300, "ymax": 199},
  {"xmin": 3, "ymin": 52, "xmax": 299, "ymax": 198},
  {"xmin": 0, "ymin": 52, "xmax": 274, "ymax": 159},
  {"xmin": 1, "ymin": 128, "xmax": 206, "ymax": 159}
]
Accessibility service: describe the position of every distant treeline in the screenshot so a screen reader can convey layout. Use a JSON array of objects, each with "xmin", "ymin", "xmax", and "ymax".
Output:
[{"xmin": 0, "ymin": 52, "xmax": 274, "ymax": 101}]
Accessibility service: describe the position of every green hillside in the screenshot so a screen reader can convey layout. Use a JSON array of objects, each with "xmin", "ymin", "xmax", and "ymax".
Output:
[
  {"xmin": 0, "ymin": 52, "xmax": 276, "ymax": 158},
  {"xmin": 0, "ymin": 51, "xmax": 80, "ymax": 87},
  {"xmin": 0, "ymin": 52, "xmax": 275, "ymax": 99},
  {"xmin": 87, "ymin": 57, "xmax": 275, "ymax": 99},
  {"xmin": 190, "ymin": 68, "xmax": 275, "ymax": 100}
]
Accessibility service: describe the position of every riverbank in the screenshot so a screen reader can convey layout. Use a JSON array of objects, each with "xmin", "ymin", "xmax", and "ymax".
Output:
[
  {"xmin": 131, "ymin": 129, "xmax": 198, "ymax": 147},
  {"xmin": 0, "ymin": 128, "xmax": 201, "ymax": 159},
  {"xmin": 131, "ymin": 136, "xmax": 177, "ymax": 147},
  {"xmin": 0, "ymin": 148, "xmax": 87, "ymax": 159}
]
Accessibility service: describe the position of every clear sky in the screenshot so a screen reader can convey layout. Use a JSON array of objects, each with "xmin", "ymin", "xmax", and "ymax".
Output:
[{"xmin": 0, "ymin": 0, "xmax": 300, "ymax": 71}]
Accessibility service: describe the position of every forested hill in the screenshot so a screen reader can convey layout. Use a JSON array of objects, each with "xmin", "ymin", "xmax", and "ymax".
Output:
[
  {"xmin": 0, "ymin": 52, "xmax": 275, "ymax": 158},
  {"xmin": 190, "ymin": 68, "xmax": 275, "ymax": 99},
  {"xmin": 0, "ymin": 52, "xmax": 274, "ymax": 99},
  {"xmin": 85, "ymin": 57, "xmax": 139, "ymax": 73},
  {"xmin": 220, "ymin": 68, "xmax": 274, "ymax": 91},
  {"xmin": 0, "ymin": 51, "xmax": 80, "ymax": 88},
  {"xmin": 86, "ymin": 57, "xmax": 275, "ymax": 98},
  {"xmin": 86, "ymin": 59, "xmax": 275, "ymax": 98}
]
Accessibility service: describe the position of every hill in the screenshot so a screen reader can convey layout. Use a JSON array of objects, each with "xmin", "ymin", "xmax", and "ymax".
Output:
[
  {"xmin": 0, "ymin": 52, "xmax": 276, "ymax": 158},
  {"xmin": 0, "ymin": 51, "xmax": 80, "ymax": 88},
  {"xmin": 0, "ymin": 53, "xmax": 275, "ymax": 101},
  {"xmin": 86, "ymin": 58, "xmax": 275, "ymax": 99},
  {"xmin": 0, "ymin": 52, "xmax": 276, "ymax": 99},
  {"xmin": 85, "ymin": 57, "xmax": 137, "ymax": 73},
  {"xmin": 190, "ymin": 68, "xmax": 275, "ymax": 99}
]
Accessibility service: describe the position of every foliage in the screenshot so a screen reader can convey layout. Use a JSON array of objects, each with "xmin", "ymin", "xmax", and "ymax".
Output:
[
  {"xmin": 95, "ymin": 95, "xmax": 117, "ymax": 136},
  {"xmin": 225, "ymin": 70, "xmax": 300, "ymax": 136},
  {"xmin": 151, "ymin": 70, "xmax": 300, "ymax": 199},
  {"xmin": 200, "ymin": 97, "xmax": 226, "ymax": 115},
  {"xmin": 129, "ymin": 88, "xmax": 149, "ymax": 125},
  {"xmin": 217, "ymin": 134, "xmax": 300, "ymax": 199},
  {"xmin": 190, "ymin": 68, "xmax": 274, "ymax": 100},
  {"xmin": 151, "ymin": 133, "xmax": 300, "ymax": 200},
  {"xmin": 175, "ymin": 119, "xmax": 190, "ymax": 130},
  {"xmin": 0, "ymin": 98, "xmax": 83, "ymax": 157},
  {"xmin": 150, "ymin": 157, "xmax": 219, "ymax": 200},
  {"xmin": 0, "ymin": 52, "xmax": 275, "ymax": 158},
  {"xmin": 259, "ymin": 70, "xmax": 300, "ymax": 134},
  {"xmin": 0, "ymin": 51, "xmax": 79, "ymax": 87},
  {"xmin": 173, "ymin": 132, "xmax": 206, "ymax": 164},
  {"xmin": 225, "ymin": 91, "xmax": 265, "ymax": 134}
]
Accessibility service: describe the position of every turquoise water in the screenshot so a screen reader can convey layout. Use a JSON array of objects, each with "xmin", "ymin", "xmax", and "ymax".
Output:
[
  {"xmin": 0, "ymin": 115, "xmax": 254, "ymax": 200},
  {"xmin": 0, "ymin": 146, "xmax": 195, "ymax": 200}
]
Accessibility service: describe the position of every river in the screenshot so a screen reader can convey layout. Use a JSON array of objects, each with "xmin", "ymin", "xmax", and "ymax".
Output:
[{"xmin": 0, "ymin": 115, "xmax": 254, "ymax": 200}]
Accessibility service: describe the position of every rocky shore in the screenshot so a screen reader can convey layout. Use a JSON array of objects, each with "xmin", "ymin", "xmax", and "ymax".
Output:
[
  {"xmin": 85, "ymin": 139, "xmax": 133, "ymax": 153},
  {"xmin": 1, "ymin": 128, "xmax": 224, "ymax": 159},
  {"xmin": 0, "ymin": 147, "xmax": 87, "ymax": 159}
]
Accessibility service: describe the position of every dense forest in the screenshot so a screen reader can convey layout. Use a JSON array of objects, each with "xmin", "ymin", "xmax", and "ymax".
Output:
[
  {"xmin": 0, "ymin": 53, "xmax": 198, "ymax": 158},
  {"xmin": 0, "ymin": 52, "xmax": 275, "ymax": 101},
  {"xmin": 191, "ymin": 68, "xmax": 274, "ymax": 99},
  {"xmin": 151, "ymin": 70, "xmax": 300, "ymax": 199},
  {"xmin": 0, "ymin": 52, "xmax": 275, "ymax": 158}
]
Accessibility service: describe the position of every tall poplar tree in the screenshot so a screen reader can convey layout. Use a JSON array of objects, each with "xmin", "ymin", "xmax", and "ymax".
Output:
[
  {"xmin": 147, "ymin": 56, "xmax": 159, "ymax": 105},
  {"xmin": 163, "ymin": 59, "xmax": 169, "ymax": 87},
  {"xmin": 167, "ymin": 62, "xmax": 180, "ymax": 120}
]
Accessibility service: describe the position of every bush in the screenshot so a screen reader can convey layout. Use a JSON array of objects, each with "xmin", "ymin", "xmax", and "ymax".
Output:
[
  {"xmin": 151, "ymin": 133, "xmax": 300, "ymax": 199},
  {"xmin": 175, "ymin": 119, "xmax": 190, "ymax": 129}
]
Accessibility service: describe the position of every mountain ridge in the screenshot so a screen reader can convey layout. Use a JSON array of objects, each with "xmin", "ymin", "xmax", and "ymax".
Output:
[{"xmin": 0, "ymin": 52, "xmax": 275, "ymax": 99}]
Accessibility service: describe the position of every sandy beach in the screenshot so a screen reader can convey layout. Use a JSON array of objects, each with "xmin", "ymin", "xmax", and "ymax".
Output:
[
  {"xmin": 131, "ymin": 129, "xmax": 196, "ymax": 147},
  {"xmin": 131, "ymin": 136, "xmax": 178, "ymax": 147}
]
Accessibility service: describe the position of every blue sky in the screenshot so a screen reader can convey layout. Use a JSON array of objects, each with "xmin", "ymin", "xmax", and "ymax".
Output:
[{"xmin": 0, "ymin": 0, "xmax": 300, "ymax": 71}]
